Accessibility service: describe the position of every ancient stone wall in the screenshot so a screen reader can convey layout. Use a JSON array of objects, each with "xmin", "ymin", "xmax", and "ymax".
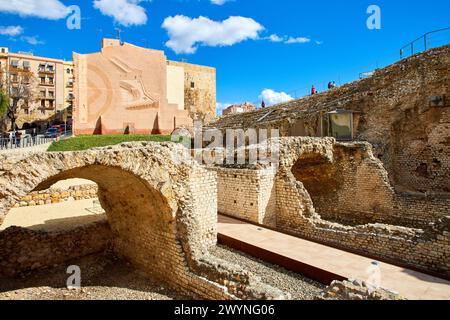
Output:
[
  {"xmin": 210, "ymin": 45, "xmax": 450, "ymax": 194},
  {"xmin": 213, "ymin": 137, "xmax": 450, "ymax": 277},
  {"xmin": 276, "ymin": 138, "xmax": 450, "ymax": 277},
  {"xmin": 0, "ymin": 142, "xmax": 285, "ymax": 300},
  {"xmin": 212, "ymin": 167, "xmax": 277, "ymax": 226},
  {"xmin": 12, "ymin": 184, "xmax": 97, "ymax": 208},
  {"xmin": 317, "ymin": 280, "xmax": 406, "ymax": 300},
  {"xmin": 0, "ymin": 221, "xmax": 112, "ymax": 277},
  {"xmin": 168, "ymin": 61, "xmax": 217, "ymax": 122},
  {"xmin": 291, "ymin": 142, "xmax": 449, "ymax": 228}
]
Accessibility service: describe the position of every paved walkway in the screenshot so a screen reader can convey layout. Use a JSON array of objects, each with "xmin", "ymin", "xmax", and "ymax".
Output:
[
  {"xmin": 217, "ymin": 215, "xmax": 450, "ymax": 300},
  {"xmin": 0, "ymin": 142, "xmax": 51, "ymax": 155}
]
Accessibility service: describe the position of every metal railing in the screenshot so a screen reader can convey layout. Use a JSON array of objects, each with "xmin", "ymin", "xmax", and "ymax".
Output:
[
  {"xmin": 0, "ymin": 135, "xmax": 54, "ymax": 150},
  {"xmin": 400, "ymin": 27, "xmax": 450, "ymax": 59},
  {"xmin": 0, "ymin": 131, "xmax": 73, "ymax": 150}
]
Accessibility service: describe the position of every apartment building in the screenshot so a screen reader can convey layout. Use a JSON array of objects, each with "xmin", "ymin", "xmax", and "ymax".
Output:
[{"xmin": 0, "ymin": 47, "xmax": 72, "ymax": 131}]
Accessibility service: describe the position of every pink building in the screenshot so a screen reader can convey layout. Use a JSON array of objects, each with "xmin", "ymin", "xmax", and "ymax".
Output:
[{"xmin": 73, "ymin": 39, "xmax": 215, "ymax": 135}]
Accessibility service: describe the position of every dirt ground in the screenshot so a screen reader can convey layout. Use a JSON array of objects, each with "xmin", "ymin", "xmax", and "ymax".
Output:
[{"xmin": 0, "ymin": 251, "xmax": 193, "ymax": 300}]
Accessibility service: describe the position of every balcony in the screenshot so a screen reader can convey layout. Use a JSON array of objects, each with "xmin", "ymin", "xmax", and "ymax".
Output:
[
  {"xmin": 40, "ymin": 81, "xmax": 55, "ymax": 87},
  {"xmin": 38, "ymin": 68, "xmax": 55, "ymax": 74}
]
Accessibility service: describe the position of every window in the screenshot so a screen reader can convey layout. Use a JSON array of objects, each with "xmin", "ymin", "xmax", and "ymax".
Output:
[
  {"xmin": 66, "ymin": 68, "xmax": 70, "ymax": 74},
  {"xmin": 326, "ymin": 110, "xmax": 354, "ymax": 141},
  {"xmin": 49, "ymin": 100, "xmax": 54, "ymax": 108},
  {"xmin": 41, "ymin": 100, "xmax": 46, "ymax": 108},
  {"xmin": 39, "ymin": 64, "xmax": 46, "ymax": 71},
  {"xmin": 47, "ymin": 65, "xmax": 54, "ymax": 72},
  {"xmin": 190, "ymin": 82, "xmax": 195, "ymax": 89},
  {"xmin": 11, "ymin": 74, "xmax": 18, "ymax": 82},
  {"xmin": 48, "ymin": 91, "xmax": 54, "ymax": 98},
  {"xmin": 40, "ymin": 77, "xmax": 46, "ymax": 84},
  {"xmin": 23, "ymin": 61, "xmax": 30, "ymax": 69},
  {"xmin": 48, "ymin": 77, "xmax": 54, "ymax": 84},
  {"xmin": 40, "ymin": 90, "xmax": 46, "ymax": 98}
]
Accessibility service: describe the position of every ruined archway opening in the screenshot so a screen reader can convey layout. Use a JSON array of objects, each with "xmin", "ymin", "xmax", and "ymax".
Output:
[
  {"xmin": 1, "ymin": 178, "xmax": 103, "ymax": 232},
  {"xmin": 291, "ymin": 149, "xmax": 380, "ymax": 226},
  {"xmin": 0, "ymin": 165, "xmax": 191, "ymax": 299}
]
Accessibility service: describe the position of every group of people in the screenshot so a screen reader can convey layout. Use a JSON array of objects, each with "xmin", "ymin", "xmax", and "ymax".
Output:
[
  {"xmin": 311, "ymin": 81, "xmax": 338, "ymax": 95},
  {"xmin": 259, "ymin": 81, "xmax": 339, "ymax": 108},
  {"xmin": 1, "ymin": 130, "xmax": 23, "ymax": 148}
]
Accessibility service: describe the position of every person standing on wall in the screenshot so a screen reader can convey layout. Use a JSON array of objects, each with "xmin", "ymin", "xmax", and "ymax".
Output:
[
  {"xmin": 311, "ymin": 85, "xmax": 317, "ymax": 95},
  {"xmin": 261, "ymin": 100, "xmax": 266, "ymax": 109}
]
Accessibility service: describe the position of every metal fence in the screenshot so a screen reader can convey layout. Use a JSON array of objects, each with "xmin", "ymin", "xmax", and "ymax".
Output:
[
  {"xmin": 0, "ymin": 131, "xmax": 72, "ymax": 151},
  {"xmin": 0, "ymin": 135, "xmax": 54, "ymax": 150},
  {"xmin": 400, "ymin": 27, "xmax": 450, "ymax": 59}
]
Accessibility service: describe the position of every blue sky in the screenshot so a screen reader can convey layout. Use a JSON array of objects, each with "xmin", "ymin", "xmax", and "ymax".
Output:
[{"xmin": 0, "ymin": 0, "xmax": 449, "ymax": 113}]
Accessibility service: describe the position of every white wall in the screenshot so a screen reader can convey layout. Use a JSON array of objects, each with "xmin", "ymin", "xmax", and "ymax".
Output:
[{"xmin": 166, "ymin": 65, "xmax": 185, "ymax": 111}]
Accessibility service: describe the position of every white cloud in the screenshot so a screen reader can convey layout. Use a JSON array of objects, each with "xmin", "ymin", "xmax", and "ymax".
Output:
[
  {"xmin": 0, "ymin": 26, "xmax": 24, "ymax": 37},
  {"xmin": 0, "ymin": 0, "xmax": 70, "ymax": 20},
  {"xmin": 210, "ymin": 0, "xmax": 231, "ymax": 5},
  {"xmin": 263, "ymin": 33, "xmax": 315, "ymax": 45},
  {"xmin": 266, "ymin": 34, "xmax": 284, "ymax": 43},
  {"xmin": 285, "ymin": 36, "xmax": 311, "ymax": 44},
  {"xmin": 162, "ymin": 15, "xmax": 264, "ymax": 54},
  {"xmin": 21, "ymin": 36, "xmax": 44, "ymax": 45},
  {"xmin": 216, "ymin": 102, "xmax": 233, "ymax": 114},
  {"xmin": 259, "ymin": 89, "xmax": 293, "ymax": 106},
  {"xmin": 93, "ymin": 0, "xmax": 148, "ymax": 26}
]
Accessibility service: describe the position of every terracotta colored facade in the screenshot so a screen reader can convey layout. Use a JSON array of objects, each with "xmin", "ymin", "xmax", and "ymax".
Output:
[{"xmin": 73, "ymin": 39, "xmax": 193, "ymax": 135}]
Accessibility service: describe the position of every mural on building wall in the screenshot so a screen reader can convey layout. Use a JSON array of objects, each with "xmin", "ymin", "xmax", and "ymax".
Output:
[{"xmin": 74, "ymin": 39, "xmax": 192, "ymax": 135}]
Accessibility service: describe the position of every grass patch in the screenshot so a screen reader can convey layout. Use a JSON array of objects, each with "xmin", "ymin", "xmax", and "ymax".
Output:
[{"xmin": 48, "ymin": 134, "xmax": 173, "ymax": 152}]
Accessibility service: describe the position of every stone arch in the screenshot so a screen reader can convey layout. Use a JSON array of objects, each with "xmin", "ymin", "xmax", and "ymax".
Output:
[
  {"xmin": 0, "ymin": 143, "xmax": 210, "ymax": 293},
  {"xmin": 32, "ymin": 165, "xmax": 176, "ymax": 280},
  {"xmin": 287, "ymin": 139, "xmax": 397, "ymax": 226},
  {"xmin": 0, "ymin": 142, "xmax": 286, "ymax": 300}
]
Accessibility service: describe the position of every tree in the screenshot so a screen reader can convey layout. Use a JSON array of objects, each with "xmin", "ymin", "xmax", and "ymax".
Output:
[
  {"xmin": 0, "ymin": 89, "xmax": 8, "ymax": 118},
  {"xmin": 0, "ymin": 67, "xmax": 39, "ymax": 131}
]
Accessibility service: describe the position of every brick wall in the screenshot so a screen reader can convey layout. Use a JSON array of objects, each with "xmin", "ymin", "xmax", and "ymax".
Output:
[
  {"xmin": 0, "ymin": 221, "xmax": 112, "ymax": 277},
  {"xmin": 12, "ymin": 184, "xmax": 97, "ymax": 208},
  {"xmin": 213, "ymin": 167, "xmax": 277, "ymax": 226},
  {"xmin": 212, "ymin": 137, "xmax": 450, "ymax": 278}
]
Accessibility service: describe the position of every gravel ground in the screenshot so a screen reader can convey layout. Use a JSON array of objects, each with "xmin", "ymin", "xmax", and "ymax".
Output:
[
  {"xmin": 211, "ymin": 245, "xmax": 325, "ymax": 300},
  {"xmin": 0, "ymin": 250, "xmax": 193, "ymax": 300},
  {"xmin": 0, "ymin": 246, "xmax": 324, "ymax": 300}
]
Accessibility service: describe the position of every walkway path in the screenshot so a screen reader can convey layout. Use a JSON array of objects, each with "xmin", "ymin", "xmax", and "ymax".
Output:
[
  {"xmin": 217, "ymin": 215, "xmax": 450, "ymax": 300},
  {"xmin": 0, "ymin": 142, "xmax": 51, "ymax": 155}
]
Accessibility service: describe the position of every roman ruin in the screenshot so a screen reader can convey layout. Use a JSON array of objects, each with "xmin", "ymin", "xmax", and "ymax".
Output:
[{"xmin": 0, "ymin": 45, "xmax": 449, "ymax": 300}]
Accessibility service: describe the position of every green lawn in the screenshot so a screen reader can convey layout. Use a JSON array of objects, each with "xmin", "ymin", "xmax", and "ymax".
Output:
[{"xmin": 47, "ymin": 134, "xmax": 173, "ymax": 152}]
